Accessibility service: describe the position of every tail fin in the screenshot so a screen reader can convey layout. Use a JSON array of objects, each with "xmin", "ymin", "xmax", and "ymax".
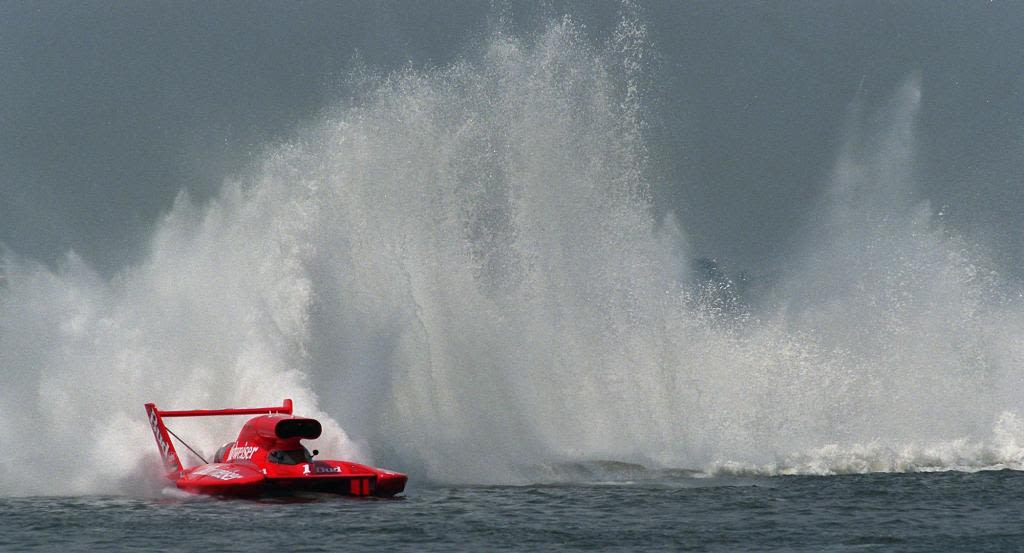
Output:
[
  {"xmin": 143, "ymin": 399, "xmax": 293, "ymax": 480},
  {"xmin": 155, "ymin": 398, "xmax": 292, "ymax": 418},
  {"xmin": 145, "ymin": 403, "xmax": 183, "ymax": 480}
]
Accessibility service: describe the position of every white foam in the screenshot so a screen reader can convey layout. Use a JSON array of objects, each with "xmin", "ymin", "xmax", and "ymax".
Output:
[{"xmin": 706, "ymin": 411, "xmax": 1024, "ymax": 476}]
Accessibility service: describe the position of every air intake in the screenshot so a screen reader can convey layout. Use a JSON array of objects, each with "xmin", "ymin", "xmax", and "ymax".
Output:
[{"xmin": 275, "ymin": 418, "xmax": 322, "ymax": 440}]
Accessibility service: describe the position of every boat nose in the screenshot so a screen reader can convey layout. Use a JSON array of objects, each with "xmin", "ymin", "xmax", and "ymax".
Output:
[{"xmin": 374, "ymin": 471, "xmax": 408, "ymax": 497}]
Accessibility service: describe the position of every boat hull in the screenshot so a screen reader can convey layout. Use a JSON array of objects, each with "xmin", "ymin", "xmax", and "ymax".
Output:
[{"xmin": 175, "ymin": 462, "xmax": 407, "ymax": 498}]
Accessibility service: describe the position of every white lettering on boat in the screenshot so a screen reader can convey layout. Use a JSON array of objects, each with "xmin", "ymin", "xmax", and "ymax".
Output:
[
  {"xmin": 193, "ymin": 466, "xmax": 243, "ymax": 480},
  {"xmin": 227, "ymin": 446, "xmax": 259, "ymax": 461}
]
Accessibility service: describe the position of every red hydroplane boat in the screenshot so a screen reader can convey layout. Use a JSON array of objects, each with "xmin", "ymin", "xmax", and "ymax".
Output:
[{"xmin": 145, "ymin": 398, "xmax": 406, "ymax": 497}]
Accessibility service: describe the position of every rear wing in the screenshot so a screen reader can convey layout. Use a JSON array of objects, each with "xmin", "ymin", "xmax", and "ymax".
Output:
[{"xmin": 144, "ymin": 399, "xmax": 293, "ymax": 480}]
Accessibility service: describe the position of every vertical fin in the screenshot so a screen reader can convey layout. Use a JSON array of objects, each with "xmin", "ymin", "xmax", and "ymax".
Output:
[{"xmin": 145, "ymin": 403, "xmax": 184, "ymax": 480}]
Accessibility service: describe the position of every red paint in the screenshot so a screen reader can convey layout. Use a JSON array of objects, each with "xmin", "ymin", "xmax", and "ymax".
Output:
[{"xmin": 145, "ymin": 398, "xmax": 407, "ymax": 498}]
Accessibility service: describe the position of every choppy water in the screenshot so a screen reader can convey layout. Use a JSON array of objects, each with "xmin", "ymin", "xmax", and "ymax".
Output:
[{"xmin": 4, "ymin": 471, "xmax": 1024, "ymax": 552}]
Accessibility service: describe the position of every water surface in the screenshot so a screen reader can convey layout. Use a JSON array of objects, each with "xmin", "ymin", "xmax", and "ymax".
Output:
[{"xmin": 4, "ymin": 471, "xmax": 1022, "ymax": 552}]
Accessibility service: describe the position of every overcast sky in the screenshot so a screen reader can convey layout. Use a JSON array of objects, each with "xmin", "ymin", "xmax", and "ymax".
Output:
[{"xmin": 2, "ymin": 1, "xmax": 1021, "ymax": 277}]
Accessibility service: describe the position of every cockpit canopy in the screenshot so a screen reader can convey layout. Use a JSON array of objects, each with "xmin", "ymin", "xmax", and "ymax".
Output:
[{"xmin": 267, "ymin": 448, "xmax": 314, "ymax": 465}]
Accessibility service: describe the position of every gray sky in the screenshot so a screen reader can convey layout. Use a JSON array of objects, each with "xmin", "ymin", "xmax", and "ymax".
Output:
[{"xmin": 2, "ymin": 1, "xmax": 1021, "ymax": 278}]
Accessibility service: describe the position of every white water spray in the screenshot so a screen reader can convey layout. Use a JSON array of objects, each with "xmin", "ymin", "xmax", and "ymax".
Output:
[{"xmin": 1, "ymin": 17, "xmax": 1023, "ymax": 495}]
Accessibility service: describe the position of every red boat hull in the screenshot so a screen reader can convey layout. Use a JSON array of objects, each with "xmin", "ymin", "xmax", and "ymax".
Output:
[{"xmin": 175, "ymin": 462, "xmax": 407, "ymax": 497}]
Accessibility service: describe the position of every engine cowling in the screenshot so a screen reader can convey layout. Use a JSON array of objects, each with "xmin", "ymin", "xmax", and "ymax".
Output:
[{"xmin": 212, "ymin": 441, "xmax": 235, "ymax": 463}]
